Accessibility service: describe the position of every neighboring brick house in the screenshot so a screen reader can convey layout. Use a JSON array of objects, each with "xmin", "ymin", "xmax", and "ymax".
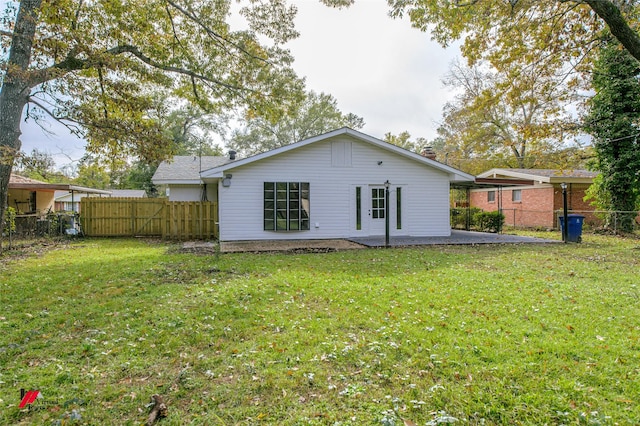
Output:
[{"xmin": 470, "ymin": 169, "xmax": 599, "ymax": 229}]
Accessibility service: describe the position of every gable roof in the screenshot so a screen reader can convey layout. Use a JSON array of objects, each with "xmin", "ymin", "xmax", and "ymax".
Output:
[
  {"xmin": 478, "ymin": 168, "xmax": 598, "ymax": 184},
  {"xmin": 200, "ymin": 127, "xmax": 475, "ymax": 182},
  {"xmin": 152, "ymin": 156, "xmax": 232, "ymax": 184}
]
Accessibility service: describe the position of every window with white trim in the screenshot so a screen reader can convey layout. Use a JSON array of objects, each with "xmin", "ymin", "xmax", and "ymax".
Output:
[{"xmin": 512, "ymin": 189, "xmax": 522, "ymax": 202}]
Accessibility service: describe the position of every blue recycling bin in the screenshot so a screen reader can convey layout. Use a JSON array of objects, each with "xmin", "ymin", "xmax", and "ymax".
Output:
[{"xmin": 559, "ymin": 214, "xmax": 585, "ymax": 243}]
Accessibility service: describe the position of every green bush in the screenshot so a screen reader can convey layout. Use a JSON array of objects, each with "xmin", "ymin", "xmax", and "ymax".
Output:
[
  {"xmin": 3, "ymin": 206, "xmax": 16, "ymax": 235},
  {"xmin": 473, "ymin": 210, "xmax": 505, "ymax": 233}
]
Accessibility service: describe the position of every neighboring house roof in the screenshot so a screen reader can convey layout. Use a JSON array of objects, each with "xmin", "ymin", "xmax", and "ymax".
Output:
[
  {"xmin": 8, "ymin": 174, "xmax": 112, "ymax": 194},
  {"xmin": 9, "ymin": 174, "xmax": 48, "ymax": 185},
  {"xmin": 54, "ymin": 189, "xmax": 147, "ymax": 202},
  {"xmin": 110, "ymin": 189, "xmax": 147, "ymax": 198},
  {"xmin": 477, "ymin": 168, "xmax": 598, "ymax": 184},
  {"xmin": 200, "ymin": 127, "xmax": 476, "ymax": 183},
  {"xmin": 152, "ymin": 156, "xmax": 232, "ymax": 185}
]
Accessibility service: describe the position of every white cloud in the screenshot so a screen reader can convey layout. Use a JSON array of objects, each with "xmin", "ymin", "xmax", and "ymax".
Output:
[{"xmin": 287, "ymin": 0, "xmax": 460, "ymax": 140}]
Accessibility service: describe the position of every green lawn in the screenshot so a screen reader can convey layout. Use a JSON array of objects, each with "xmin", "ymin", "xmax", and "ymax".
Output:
[{"xmin": 1, "ymin": 234, "xmax": 639, "ymax": 425}]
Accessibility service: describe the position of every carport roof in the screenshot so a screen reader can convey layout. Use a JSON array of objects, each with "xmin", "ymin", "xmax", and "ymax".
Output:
[
  {"xmin": 9, "ymin": 174, "xmax": 111, "ymax": 194},
  {"xmin": 452, "ymin": 177, "xmax": 535, "ymax": 189}
]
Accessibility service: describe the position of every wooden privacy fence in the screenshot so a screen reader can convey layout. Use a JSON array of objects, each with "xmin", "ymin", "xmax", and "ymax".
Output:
[{"xmin": 80, "ymin": 198, "xmax": 218, "ymax": 240}]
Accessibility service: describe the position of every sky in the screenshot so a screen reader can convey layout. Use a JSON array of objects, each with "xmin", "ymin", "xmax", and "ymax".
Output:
[{"xmin": 15, "ymin": 0, "xmax": 461, "ymax": 170}]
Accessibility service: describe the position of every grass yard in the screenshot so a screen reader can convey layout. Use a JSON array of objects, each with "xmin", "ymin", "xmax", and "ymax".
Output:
[{"xmin": 1, "ymin": 234, "xmax": 639, "ymax": 425}]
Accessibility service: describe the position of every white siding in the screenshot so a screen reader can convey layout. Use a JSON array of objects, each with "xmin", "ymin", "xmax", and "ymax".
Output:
[
  {"xmin": 168, "ymin": 184, "xmax": 217, "ymax": 202},
  {"xmin": 218, "ymin": 135, "xmax": 452, "ymax": 241}
]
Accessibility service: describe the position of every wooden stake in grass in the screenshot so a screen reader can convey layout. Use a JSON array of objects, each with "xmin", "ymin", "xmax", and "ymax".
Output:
[{"xmin": 146, "ymin": 394, "xmax": 167, "ymax": 425}]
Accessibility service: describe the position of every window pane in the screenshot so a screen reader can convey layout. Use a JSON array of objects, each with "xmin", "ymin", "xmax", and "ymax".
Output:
[
  {"xmin": 396, "ymin": 187, "xmax": 402, "ymax": 230},
  {"xmin": 356, "ymin": 187, "xmax": 361, "ymax": 230},
  {"xmin": 264, "ymin": 182, "xmax": 275, "ymax": 230},
  {"xmin": 265, "ymin": 181, "xmax": 310, "ymax": 231},
  {"xmin": 300, "ymin": 183, "xmax": 310, "ymax": 219},
  {"xmin": 372, "ymin": 187, "xmax": 385, "ymax": 219}
]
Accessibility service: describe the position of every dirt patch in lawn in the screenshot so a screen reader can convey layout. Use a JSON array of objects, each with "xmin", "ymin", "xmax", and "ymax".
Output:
[{"xmin": 220, "ymin": 239, "xmax": 365, "ymax": 253}]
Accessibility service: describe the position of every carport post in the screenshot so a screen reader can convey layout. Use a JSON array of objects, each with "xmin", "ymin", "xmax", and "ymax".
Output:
[
  {"xmin": 561, "ymin": 182, "xmax": 568, "ymax": 243},
  {"xmin": 384, "ymin": 180, "xmax": 390, "ymax": 248}
]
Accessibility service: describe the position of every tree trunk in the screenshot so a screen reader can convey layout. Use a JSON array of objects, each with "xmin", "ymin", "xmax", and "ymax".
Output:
[
  {"xmin": 0, "ymin": 0, "xmax": 42, "ymax": 230},
  {"xmin": 585, "ymin": 0, "xmax": 640, "ymax": 62}
]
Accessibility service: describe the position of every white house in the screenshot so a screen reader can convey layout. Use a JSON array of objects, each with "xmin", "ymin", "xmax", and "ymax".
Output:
[
  {"xmin": 153, "ymin": 128, "xmax": 475, "ymax": 241},
  {"xmin": 152, "ymin": 156, "xmax": 232, "ymax": 202}
]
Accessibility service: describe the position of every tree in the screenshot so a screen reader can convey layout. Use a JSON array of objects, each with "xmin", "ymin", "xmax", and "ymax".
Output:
[
  {"xmin": 229, "ymin": 91, "xmax": 364, "ymax": 156},
  {"xmin": 388, "ymin": 1, "xmax": 640, "ymax": 66},
  {"xmin": 163, "ymin": 106, "xmax": 225, "ymax": 157},
  {"xmin": 13, "ymin": 149, "xmax": 56, "ymax": 181},
  {"xmin": 434, "ymin": 59, "xmax": 581, "ymax": 174},
  {"xmin": 74, "ymin": 156, "xmax": 111, "ymax": 190},
  {"xmin": 584, "ymin": 40, "xmax": 640, "ymax": 232},
  {"xmin": 383, "ymin": 131, "xmax": 427, "ymax": 153},
  {"xmin": 120, "ymin": 161, "xmax": 160, "ymax": 197},
  {"xmin": 0, "ymin": 0, "xmax": 306, "ymax": 229}
]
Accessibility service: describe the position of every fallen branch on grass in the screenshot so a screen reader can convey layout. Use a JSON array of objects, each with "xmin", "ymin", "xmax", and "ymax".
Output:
[{"xmin": 146, "ymin": 394, "xmax": 167, "ymax": 425}]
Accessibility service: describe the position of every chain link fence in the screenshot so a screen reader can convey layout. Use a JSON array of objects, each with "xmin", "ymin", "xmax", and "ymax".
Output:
[{"xmin": 453, "ymin": 207, "xmax": 639, "ymax": 233}]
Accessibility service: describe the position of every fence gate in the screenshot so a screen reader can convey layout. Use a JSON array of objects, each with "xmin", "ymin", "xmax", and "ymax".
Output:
[{"xmin": 81, "ymin": 198, "xmax": 218, "ymax": 239}]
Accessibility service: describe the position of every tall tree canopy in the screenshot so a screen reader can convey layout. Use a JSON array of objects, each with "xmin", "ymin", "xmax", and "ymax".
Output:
[
  {"xmin": 584, "ymin": 40, "xmax": 640, "ymax": 232},
  {"xmin": 434, "ymin": 58, "xmax": 582, "ymax": 174},
  {"xmin": 229, "ymin": 91, "xmax": 364, "ymax": 156},
  {"xmin": 0, "ymin": 0, "xmax": 307, "ymax": 224},
  {"xmin": 388, "ymin": 1, "xmax": 640, "ymax": 66},
  {"xmin": 383, "ymin": 131, "xmax": 428, "ymax": 154},
  {"xmin": 13, "ymin": 148, "xmax": 65, "ymax": 182}
]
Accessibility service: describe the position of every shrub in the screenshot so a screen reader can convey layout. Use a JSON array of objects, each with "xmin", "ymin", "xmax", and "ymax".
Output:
[
  {"xmin": 473, "ymin": 210, "xmax": 505, "ymax": 233},
  {"xmin": 3, "ymin": 206, "xmax": 16, "ymax": 235}
]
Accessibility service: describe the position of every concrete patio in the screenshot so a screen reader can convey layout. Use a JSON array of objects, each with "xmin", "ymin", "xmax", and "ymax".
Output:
[
  {"xmin": 348, "ymin": 229, "xmax": 559, "ymax": 247},
  {"xmin": 219, "ymin": 230, "xmax": 559, "ymax": 253}
]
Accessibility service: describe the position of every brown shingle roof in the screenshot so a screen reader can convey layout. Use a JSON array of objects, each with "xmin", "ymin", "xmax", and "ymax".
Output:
[{"xmin": 9, "ymin": 174, "xmax": 48, "ymax": 185}]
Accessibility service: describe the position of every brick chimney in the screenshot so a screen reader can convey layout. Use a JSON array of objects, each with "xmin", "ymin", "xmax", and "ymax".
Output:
[{"xmin": 421, "ymin": 146, "xmax": 436, "ymax": 160}]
